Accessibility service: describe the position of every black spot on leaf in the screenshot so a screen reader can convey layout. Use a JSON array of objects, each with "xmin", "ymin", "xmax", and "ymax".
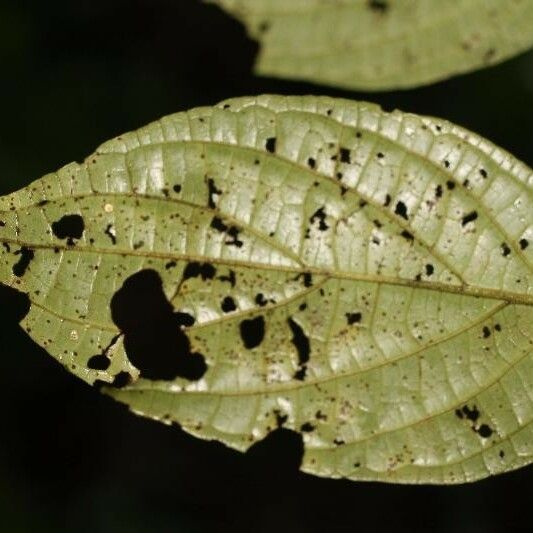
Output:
[
  {"xmin": 12, "ymin": 247, "xmax": 34, "ymax": 277},
  {"xmin": 206, "ymin": 178, "xmax": 222, "ymax": 209},
  {"xmin": 368, "ymin": 0, "xmax": 389, "ymax": 13},
  {"xmin": 461, "ymin": 405, "xmax": 480, "ymax": 423},
  {"xmin": 51, "ymin": 214, "xmax": 84, "ymax": 245},
  {"xmin": 501, "ymin": 242, "xmax": 511, "ymax": 257},
  {"xmin": 173, "ymin": 184, "xmax": 182, "ymax": 193},
  {"xmin": 425, "ymin": 264, "xmax": 434, "ymax": 276},
  {"xmin": 104, "ymin": 224, "xmax": 117, "ymax": 245},
  {"xmin": 435, "ymin": 185, "xmax": 443, "ymax": 198},
  {"xmin": 300, "ymin": 422, "xmax": 315, "ymax": 432},
  {"xmin": 310, "ymin": 207, "xmax": 329, "ymax": 231},
  {"xmin": 255, "ymin": 293, "xmax": 268, "ymax": 307},
  {"xmin": 111, "ymin": 371, "xmax": 132, "ymax": 388},
  {"xmin": 211, "ymin": 217, "xmax": 243, "ymax": 247},
  {"xmin": 240, "ymin": 316, "xmax": 265, "ymax": 349},
  {"xmin": 225, "ymin": 226, "xmax": 243, "ymax": 247},
  {"xmin": 479, "ymin": 168, "xmax": 488, "ymax": 178},
  {"xmin": 400, "ymin": 230, "xmax": 414, "ymax": 241},
  {"xmin": 446, "ymin": 180, "xmax": 455, "ymax": 190},
  {"xmin": 307, "ymin": 157, "xmax": 316, "ymax": 169},
  {"xmin": 346, "ymin": 312, "xmax": 362, "ymax": 325},
  {"xmin": 476, "ymin": 424, "xmax": 493, "ymax": 438},
  {"xmin": 174, "ymin": 312, "xmax": 196, "ymax": 327},
  {"xmin": 339, "ymin": 147, "xmax": 351, "ymax": 164},
  {"xmin": 295, "ymin": 272, "xmax": 313, "ymax": 287},
  {"xmin": 461, "ymin": 211, "xmax": 478, "ymax": 226},
  {"xmin": 110, "ymin": 269, "xmax": 207, "ymax": 381},
  {"xmin": 519, "ymin": 238, "xmax": 529, "ymax": 250},
  {"xmin": 211, "ymin": 216, "xmax": 228, "ymax": 233},
  {"xmin": 218, "ymin": 269, "xmax": 236, "ymax": 287},
  {"xmin": 394, "ymin": 201, "xmax": 408, "ymax": 220},
  {"xmin": 183, "ymin": 262, "xmax": 216, "ymax": 281},
  {"xmin": 258, "ymin": 20, "xmax": 270, "ymax": 33},
  {"xmin": 482, "ymin": 326, "xmax": 491, "ymax": 338}
]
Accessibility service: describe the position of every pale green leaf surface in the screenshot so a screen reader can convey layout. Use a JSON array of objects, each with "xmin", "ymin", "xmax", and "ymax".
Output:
[
  {"xmin": 0, "ymin": 95, "xmax": 532, "ymax": 484},
  {"xmin": 208, "ymin": 0, "xmax": 533, "ymax": 90}
]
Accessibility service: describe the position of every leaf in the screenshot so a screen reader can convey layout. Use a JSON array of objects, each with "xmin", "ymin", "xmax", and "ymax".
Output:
[
  {"xmin": 1, "ymin": 95, "xmax": 531, "ymax": 484},
  {"xmin": 208, "ymin": 0, "xmax": 533, "ymax": 91}
]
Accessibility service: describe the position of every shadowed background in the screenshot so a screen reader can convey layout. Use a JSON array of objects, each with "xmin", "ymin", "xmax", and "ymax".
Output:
[{"xmin": 0, "ymin": 1, "xmax": 532, "ymax": 531}]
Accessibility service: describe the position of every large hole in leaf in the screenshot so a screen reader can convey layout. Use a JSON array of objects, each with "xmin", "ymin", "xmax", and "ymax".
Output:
[
  {"xmin": 51, "ymin": 214, "xmax": 85, "ymax": 245},
  {"xmin": 245, "ymin": 428, "xmax": 304, "ymax": 476},
  {"xmin": 0, "ymin": 282, "xmax": 30, "ymax": 323},
  {"xmin": 110, "ymin": 269, "xmax": 207, "ymax": 381}
]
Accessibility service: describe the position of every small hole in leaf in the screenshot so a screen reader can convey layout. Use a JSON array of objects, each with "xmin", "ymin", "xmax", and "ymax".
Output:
[
  {"xmin": 265, "ymin": 137, "xmax": 276, "ymax": 153},
  {"xmin": 221, "ymin": 296, "xmax": 237, "ymax": 313},
  {"xmin": 12, "ymin": 247, "xmax": 35, "ymax": 277}
]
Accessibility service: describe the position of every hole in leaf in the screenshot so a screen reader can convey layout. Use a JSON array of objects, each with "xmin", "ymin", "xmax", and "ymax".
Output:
[
  {"xmin": 51, "ymin": 214, "xmax": 85, "ymax": 245},
  {"xmin": 221, "ymin": 296, "xmax": 237, "ymax": 313},
  {"xmin": 245, "ymin": 428, "xmax": 304, "ymax": 475},
  {"xmin": 110, "ymin": 269, "xmax": 207, "ymax": 381},
  {"xmin": 265, "ymin": 137, "xmax": 276, "ymax": 153},
  {"xmin": 288, "ymin": 317, "xmax": 310, "ymax": 381},
  {"xmin": 12, "ymin": 247, "xmax": 35, "ymax": 277},
  {"xmin": 239, "ymin": 316, "xmax": 265, "ymax": 349},
  {"xmin": 87, "ymin": 354, "xmax": 111, "ymax": 371}
]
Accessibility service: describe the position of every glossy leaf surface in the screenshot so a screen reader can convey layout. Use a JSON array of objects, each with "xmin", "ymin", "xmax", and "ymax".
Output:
[{"xmin": 1, "ymin": 95, "xmax": 531, "ymax": 483}]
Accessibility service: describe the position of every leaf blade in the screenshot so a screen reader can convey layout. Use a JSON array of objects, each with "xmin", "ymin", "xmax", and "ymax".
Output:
[
  {"xmin": 0, "ymin": 95, "xmax": 531, "ymax": 483},
  {"xmin": 208, "ymin": 0, "xmax": 533, "ymax": 90}
]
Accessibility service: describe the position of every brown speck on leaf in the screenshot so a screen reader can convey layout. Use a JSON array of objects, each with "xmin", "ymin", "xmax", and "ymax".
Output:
[{"xmin": 367, "ymin": 0, "xmax": 389, "ymax": 13}]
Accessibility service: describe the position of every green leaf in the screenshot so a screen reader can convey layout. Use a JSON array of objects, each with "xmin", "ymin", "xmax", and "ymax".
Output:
[
  {"xmin": 208, "ymin": 0, "xmax": 533, "ymax": 91},
  {"xmin": 1, "ymin": 95, "xmax": 531, "ymax": 484}
]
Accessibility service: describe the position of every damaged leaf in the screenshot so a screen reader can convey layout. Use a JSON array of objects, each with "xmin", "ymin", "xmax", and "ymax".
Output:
[
  {"xmin": 208, "ymin": 0, "xmax": 533, "ymax": 90},
  {"xmin": 0, "ymin": 95, "xmax": 531, "ymax": 484}
]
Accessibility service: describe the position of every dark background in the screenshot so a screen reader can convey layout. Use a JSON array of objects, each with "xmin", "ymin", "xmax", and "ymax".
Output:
[{"xmin": 0, "ymin": 1, "xmax": 532, "ymax": 532}]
